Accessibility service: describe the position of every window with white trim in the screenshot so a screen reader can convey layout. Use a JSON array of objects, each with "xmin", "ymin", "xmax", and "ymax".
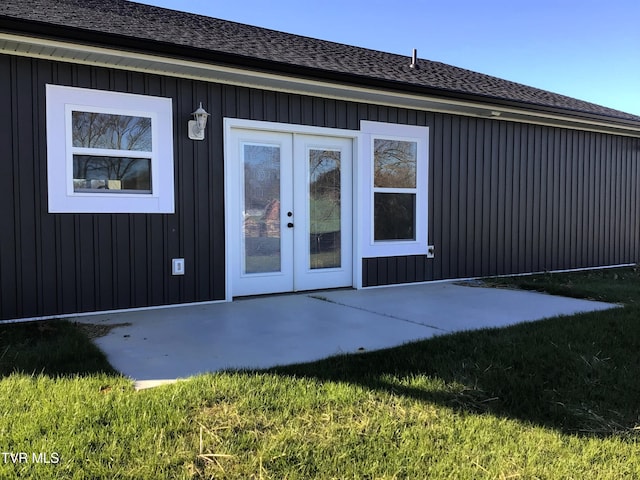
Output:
[
  {"xmin": 46, "ymin": 85, "xmax": 174, "ymax": 213},
  {"xmin": 360, "ymin": 121, "xmax": 430, "ymax": 257}
]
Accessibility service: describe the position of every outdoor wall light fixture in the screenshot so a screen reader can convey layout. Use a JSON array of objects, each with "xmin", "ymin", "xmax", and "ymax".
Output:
[{"xmin": 188, "ymin": 102, "xmax": 210, "ymax": 140}]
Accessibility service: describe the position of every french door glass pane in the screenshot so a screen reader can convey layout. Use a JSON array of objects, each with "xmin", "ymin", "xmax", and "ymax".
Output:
[
  {"xmin": 309, "ymin": 149, "xmax": 341, "ymax": 269},
  {"xmin": 374, "ymin": 193, "xmax": 416, "ymax": 240},
  {"xmin": 243, "ymin": 144, "xmax": 281, "ymax": 274}
]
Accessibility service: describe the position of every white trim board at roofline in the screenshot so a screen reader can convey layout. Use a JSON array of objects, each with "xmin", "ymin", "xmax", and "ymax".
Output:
[{"xmin": 1, "ymin": 32, "xmax": 639, "ymax": 138}]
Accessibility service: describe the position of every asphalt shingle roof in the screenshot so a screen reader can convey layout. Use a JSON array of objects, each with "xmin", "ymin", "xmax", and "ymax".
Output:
[{"xmin": 1, "ymin": 0, "xmax": 639, "ymax": 124}]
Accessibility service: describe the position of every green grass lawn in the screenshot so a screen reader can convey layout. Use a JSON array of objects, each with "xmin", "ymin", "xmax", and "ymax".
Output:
[{"xmin": 1, "ymin": 267, "xmax": 639, "ymax": 479}]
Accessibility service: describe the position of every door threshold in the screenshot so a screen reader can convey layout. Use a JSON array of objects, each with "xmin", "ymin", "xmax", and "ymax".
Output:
[{"xmin": 233, "ymin": 286, "xmax": 355, "ymax": 302}]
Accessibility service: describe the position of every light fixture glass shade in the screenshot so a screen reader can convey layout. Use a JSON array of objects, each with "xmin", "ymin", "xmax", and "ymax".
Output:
[{"xmin": 188, "ymin": 102, "xmax": 210, "ymax": 140}]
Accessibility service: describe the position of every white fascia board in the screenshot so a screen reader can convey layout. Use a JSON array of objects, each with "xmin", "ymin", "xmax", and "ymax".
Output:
[{"xmin": 2, "ymin": 32, "xmax": 640, "ymax": 138}]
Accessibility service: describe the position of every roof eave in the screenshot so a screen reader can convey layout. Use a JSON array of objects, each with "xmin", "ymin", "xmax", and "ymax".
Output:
[{"xmin": 2, "ymin": 17, "xmax": 640, "ymax": 136}]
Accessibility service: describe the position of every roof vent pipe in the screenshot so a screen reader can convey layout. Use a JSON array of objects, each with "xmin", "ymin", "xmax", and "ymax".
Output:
[{"xmin": 410, "ymin": 48, "xmax": 418, "ymax": 69}]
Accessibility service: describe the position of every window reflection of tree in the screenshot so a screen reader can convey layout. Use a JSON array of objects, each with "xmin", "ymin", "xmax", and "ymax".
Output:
[
  {"xmin": 243, "ymin": 145, "xmax": 281, "ymax": 247},
  {"xmin": 243, "ymin": 146, "xmax": 280, "ymax": 211},
  {"xmin": 373, "ymin": 139, "xmax": 417, "ymax": 241},
  {"xmin": 74, "ymin": 156, "xmax": 151, "ymax": 190},
  {"xmin": 374, "ymin": 140, "xmax": 417, "ymax": 188},
  {"xmin": 309, "ymin": 150, "xmax": 341, "ymax": 267},
  {"xmin": 72, "ymin": 112, "xmax": 151, "ymax": 150},
  {"xmin": 72, "ymin": 112, "xmax": 152, "ymax": 191},
  {"xmin": 309, "ymin": 149, "xmax": 340, "ymax": 208}
]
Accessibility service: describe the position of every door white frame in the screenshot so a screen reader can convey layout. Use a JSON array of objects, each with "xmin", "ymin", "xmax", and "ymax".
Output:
[{"xmin": 223, "ymin": 118, "xmax": 361, "ymax": 301}]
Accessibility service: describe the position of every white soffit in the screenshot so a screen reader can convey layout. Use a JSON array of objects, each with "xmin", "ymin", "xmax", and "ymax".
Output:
[{"xmin": 2, "ymin": 32, "xmax": 640, "ymax": 138}]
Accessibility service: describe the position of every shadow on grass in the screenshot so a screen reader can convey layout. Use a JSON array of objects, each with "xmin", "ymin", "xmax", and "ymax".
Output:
[
  {"xmin": 0, "ymin": 319, "xmax": 118, "ymax": 377},
  {"xmin": 265, "ymin": 304, "xmax": 640, "ymax": 438}
]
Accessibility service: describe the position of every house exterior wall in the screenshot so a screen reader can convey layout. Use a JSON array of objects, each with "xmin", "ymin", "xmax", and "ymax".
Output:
[{"xmin": 0, "ymin": 53, "xmax": 638, "ymax": 320}]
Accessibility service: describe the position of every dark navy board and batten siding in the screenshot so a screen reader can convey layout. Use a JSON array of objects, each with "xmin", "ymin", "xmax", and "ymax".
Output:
[{"xmin": 1, "ymin": 53, "xmax": 639, "ymax": 319}]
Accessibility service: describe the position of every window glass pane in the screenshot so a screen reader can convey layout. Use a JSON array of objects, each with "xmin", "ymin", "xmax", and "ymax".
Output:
[
  {"xmin": 309, "ymin": 149, "xmax": 341, "ymax": 269},
  {"xmin": 73, "ymin": 156, "xmax": 151, "ymax": 192},
  {"xmin": 243, "ymin": 144, "xmax": 281, "ymax": 274},
  {"xmin": 72, "ymin": 112, "xmax": 152, "ymax": 151},
  {"xmin": 374, "ymin": 193, "xmax": 416, "ymax": 241},
  {"xmin": 374, "ymin": 139, "xmax": 417, "ymax": 188}
]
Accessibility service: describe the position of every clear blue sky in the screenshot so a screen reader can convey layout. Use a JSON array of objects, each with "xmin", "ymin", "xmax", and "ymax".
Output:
[{"xmin": 137, "ymin": 0, "xmax": 640, "ymax": 116}]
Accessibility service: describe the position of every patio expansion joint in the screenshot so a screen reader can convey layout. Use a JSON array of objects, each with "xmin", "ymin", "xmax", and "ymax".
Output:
[{"xmin": 307, "ymin": 294, "xmax": 449, "ymax": 333}]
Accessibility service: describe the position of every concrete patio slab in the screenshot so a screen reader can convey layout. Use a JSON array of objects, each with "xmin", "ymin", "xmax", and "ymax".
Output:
[
  {"xmin": 316, "ymin": 283, "xmax": 616, "ymax": 332},
  {"xmin": 73, "ymin": 282, "xmax": 618, "ymax": 388}
]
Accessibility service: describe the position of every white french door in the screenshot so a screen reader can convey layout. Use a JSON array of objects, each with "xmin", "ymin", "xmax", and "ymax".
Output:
[{"xmin": 227, "ymin": 128, "xmax": 353, "ymax": 296}]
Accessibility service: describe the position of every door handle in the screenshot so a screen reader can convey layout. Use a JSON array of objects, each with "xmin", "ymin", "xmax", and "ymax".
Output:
[{"xmin": 287, "ymin": 222, "xmax": 294, "ymax": 228}]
